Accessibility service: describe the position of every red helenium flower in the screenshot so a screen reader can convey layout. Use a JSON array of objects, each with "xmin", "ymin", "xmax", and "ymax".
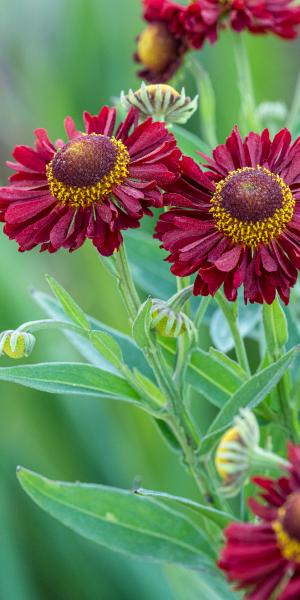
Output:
[
  {"xmin": 219, "ymin": 444, "xmax": 300, "ymax": 600},
  {"xmin": 155, "ymin": 126, "xmax": 300, "ymax": 304},
  {"xmin": 184, "ymin": 0, "xmax": 300, "ymax": 48},
  {"xmin": 134, "ymin": 0, "xmax": 188, "ymax": 83},
  {"xmin": 0, "ymin": 106, "xmax": 181, "ymax": 255}
]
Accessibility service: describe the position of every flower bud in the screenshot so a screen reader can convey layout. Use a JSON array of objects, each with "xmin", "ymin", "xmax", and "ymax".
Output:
[
  {"xmin": 0, "ymin": 330, "xmax": 36, "ymax": 359},
  {"xmin": 120, "ymin": 82, "xmax": 198, "ymax": 124},
  {"xmin": 150, "ymin": 298, "xmax": 195, "ymax": 340},
  {"xmin": 215, "ymin": 409, "xmax": 289, "ymax": 497}
]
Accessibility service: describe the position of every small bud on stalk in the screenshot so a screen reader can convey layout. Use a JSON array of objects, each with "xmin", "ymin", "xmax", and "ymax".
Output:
[
  {"xmin": 120, "ymin": 83, "xmax": 198, "ymax": 124},
  {"xmin": 215, "ymin": 409, "xmax": 290, "ymax": 497},
  {"xmin": 0, "ymin": 330, "xmax": 36, "ymax": 359},
  {"xmin": 150, "ymin": 298, "xmax": 195, "ymax": 340}
]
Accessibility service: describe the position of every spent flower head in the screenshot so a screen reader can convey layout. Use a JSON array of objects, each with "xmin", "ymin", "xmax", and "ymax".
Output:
[{"xmin": 120, "ymin": 83, "xmax": 198, "ymax": 124}]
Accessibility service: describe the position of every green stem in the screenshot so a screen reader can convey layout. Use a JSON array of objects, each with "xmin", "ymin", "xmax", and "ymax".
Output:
[
  {"xmin": 187, "ymin": 55, "xmax": 218, "ymax": 148},
  {"xmin": 233, "ymin": 34, "xmax": 260, "ymax": 133},
  {"xmin": 215, "ymin": 292, "xmax": 251, "ymax": 376},
  {"xmin": 194, "ymin": 296, "xmax": 211, "ymax": 331},
  {"xmin": 114, "ymin": 245, "xmax": 141, "ymax": 321},
  {"xmin": 113, "ymin": 244, "xmax": 216, "ymax": 501},
  {"xmin": 262, "ymin": 301, "xmax": 295, "ymax": 441},
  {"xmin": 286, "ymin": 71, "xmax": 300, "ymax": 132}
]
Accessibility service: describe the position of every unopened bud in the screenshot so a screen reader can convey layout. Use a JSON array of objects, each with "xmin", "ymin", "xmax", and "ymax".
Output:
[
  {"xmin": 0, "ymin": 330, "xmax": 36, "ymax": 359},
  {"xmin": 215, "ymin": 409, "xmax": 289, "ymax": 497},
  {"xmin": 120, "ymin": 83, "xmax": 198, "ymax": 124},
  {"xmin": 151, "ymin": 299, "xmax": 195, "ymax": 339}
]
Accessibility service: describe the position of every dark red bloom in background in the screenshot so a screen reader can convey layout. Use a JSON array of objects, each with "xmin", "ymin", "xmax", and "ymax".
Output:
[
  {"xmin": 0, "ymin": 107, "xmax": 180, "ymax": 255},
  {"xmin": 155, "ymin": 126, "xmax": 300, "ymax": 304},
  {"xmin": 219, "ymin": 444, "xmax": 300, "ymax": 599},
  {"xmin": 184, "ymin": 0, "xmax": 300, "ymax": 48},
  {"xmin": 135, "ymin": 0, "xmax": 300, "ymax": 84},
  {"xmin": 135, "ymin": 0, "xmax": 188, "ymax": 82}
]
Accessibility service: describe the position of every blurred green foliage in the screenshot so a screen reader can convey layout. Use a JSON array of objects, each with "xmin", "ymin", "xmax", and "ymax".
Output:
[{"xmin": 0, "ymin": 0, "xmax": 300, "ymax": 597}]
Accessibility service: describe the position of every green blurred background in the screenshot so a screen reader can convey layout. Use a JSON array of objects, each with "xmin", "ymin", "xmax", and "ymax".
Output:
[{"xmin": 0, "ymin": 1, "xmax": 299, "ymax": 598}]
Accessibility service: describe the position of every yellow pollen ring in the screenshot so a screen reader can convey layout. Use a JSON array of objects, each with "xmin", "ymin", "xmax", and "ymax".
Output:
[
  {"xmin": 273, "ymin": 508, "xmax": 300, "ymax": 564},
  {"xmin": 46, "ymin": 135, "xmax": 130, "ymax": 209},
  {"xmin": 215, "ymin": 427, "xmax": 241, "ymax": 479},
  {"xmin": 210, "ymin": 166, "xmax": 295, "ymax": 248}
]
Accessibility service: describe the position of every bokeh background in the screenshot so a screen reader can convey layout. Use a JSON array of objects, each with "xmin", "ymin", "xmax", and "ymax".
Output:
[{"xmin": 1, "ymin": 1, "xmax": 300, "ymax": 598}]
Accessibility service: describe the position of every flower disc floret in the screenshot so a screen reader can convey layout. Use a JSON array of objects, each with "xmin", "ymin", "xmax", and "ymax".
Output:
[
  {"xmin": 210, "ymin": 166, "xmax": 295, "ymax": 247},
  {"xmin": 47, "ymin": 135, "xmax": 130, "ymax": 208}
]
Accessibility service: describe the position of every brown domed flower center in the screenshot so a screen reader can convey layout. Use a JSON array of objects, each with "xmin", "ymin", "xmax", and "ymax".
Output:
[
  {"xmin": 210, "ymin": 166, "xmax": 295, "ymax": 247},
  {"xmin": 273, "ymin": 492, "xmax": 300, "ymax": 563},
  {"xmin": 46, "ymin": 134, "xmax": 130, "ymax": 208},
  {"xmin": 137, "ymin": 23, "xmax": 177, "ymax": 73}
]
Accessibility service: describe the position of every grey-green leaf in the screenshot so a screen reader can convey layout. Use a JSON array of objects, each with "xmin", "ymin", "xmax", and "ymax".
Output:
[
  {"xmin": 32, "ymin": 290, "xmax": 153, "ymax": 378},
  {"xmin": 90, "ymin": 331, "xmax": 123, "ymax": 370},
  {"xmin": 17, "ymin": 468, "xmax": 216, "ymax": 571},
  {"xmin": 186, "ymin": 348, "xmax": 246, "ymax": 408},
  {"xmin": 166, "ymin": 565, "xmax": 240, "ymax": 600},
  {"xmin": 200, "ymin": 346, "xmax": 299, "ymax": 456},
  {"xmin": 0, "ymin": 363, "xmax": 140, "ymax": 403},
  {"xmin": 46, "ymin": 275, "xmax": 90, "ymax": 331}
]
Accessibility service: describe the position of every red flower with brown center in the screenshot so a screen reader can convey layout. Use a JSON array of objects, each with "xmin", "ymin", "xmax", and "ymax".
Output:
[
  {"xmin": 0, "ymin": 106, "xmax": 181, "ymax": 255},
  {"xmin": 219, "ymin": 444, "xmax": 300, "ymax": 599},
  {"xmin": 184, "ymin": 0, "xmax": 300, "ymax": 48},
  {"xmin": 135, "ymin": 0, "xmax": 188, "ymax": 83},
  {"xmin": 155, "ymin": 126, "xmax": 300, "ymax": 304}
]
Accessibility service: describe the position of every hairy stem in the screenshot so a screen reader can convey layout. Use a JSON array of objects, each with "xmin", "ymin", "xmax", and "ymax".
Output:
[{"xmin": 215, "ymin": 292, "xmax": 251, "ymax": 376}]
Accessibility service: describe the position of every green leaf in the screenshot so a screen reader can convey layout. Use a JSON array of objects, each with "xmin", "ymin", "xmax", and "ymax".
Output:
[
  {"xmin": 89, "ymin": 331, "xmax": 123, "ymax": 370},
  {"xmin": 17, "ymin": 468, "xmax": 216, "ymax": 571},
  {"xmin": 46, "ymin": 275, "xmax": 90, "ymax": 331},
  {"xmin": 263, "ymin": 298, "xmax": 288, "ymax": 356},
  {"xmin": 135, "ymin": 488, "xmax": 233, "ymax": 529},
  {"xmin": 199, "ymin": 347, "xmax": 299, "ymax": 456},
  {"xmin": 186, "ymin": 348, "xmax": 246, "ymax": 408},
  {"xmin": 32, "ymin": 290, "xmax": 153, "ymax": 379},
  {"xmin": 133, "ymin": 369, "xmax": 165, "ymax": 406},
  {"xmin": 209, "ymin": 348, "xmax": 247, "ymax": 380},
  {"xmin": 125, "ymin": 230, "xmax": 176, "ymax": 299},
  {"xmin": 132, "ymin": 299, "xmax": 152, "ymax": 349},
  {"xmin": 166, "ymin": 565, "xmax": 240, "ymax": 600},
  {"xmin": 0, "ymin": 362, "xmax": 140, "ymax": 404},
  {"xmin": 210, "ymin": 303, "xmax": 261, "ymax": 352}
]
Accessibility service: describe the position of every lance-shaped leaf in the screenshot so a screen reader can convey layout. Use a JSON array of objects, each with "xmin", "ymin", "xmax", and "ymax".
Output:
[
  {"xmin": 199, "ymin": 346, "xmax": 299, "ymax": 456},
  {"xmin": 0, "ymin": 363, "xmax": 140, "ymax": 404},
  {"xmin": 17, "ymin": 468, "xmax": 216, "ymax": 571},
  {"xmin": 32, "ymin": 290, "xmax": 153, "ymax": 378},
  {"xmin": 46, "ymin": 275, "xmax": 90, "ymax": 331},
  {"xmin": 186, "ymin": 348, "xmax": 246, "ymax": 408},
  {"xmin": 166, "ymin": 565, "xmax": 240, "ymax": 600}
]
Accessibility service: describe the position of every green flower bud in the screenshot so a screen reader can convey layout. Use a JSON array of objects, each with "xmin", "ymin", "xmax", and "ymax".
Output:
[
  {"xmin": 215, "ymin": 409, "xmax": 290, "ymax": 497},
  {"xmin": 120, "ymin": 83, "xmax": 198, "ymax": 124},
  {"xmin": 150, "ymin": 299, "xmax": 195, "ymax": 340},
  {"xmin": 0, "ymin": 330, "xmax": 36, "ymax": 359}
]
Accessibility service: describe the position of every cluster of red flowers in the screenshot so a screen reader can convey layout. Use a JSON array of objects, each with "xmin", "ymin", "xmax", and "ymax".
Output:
[
  {"xmin": 1, "ymin": 111, "xmax": 300, "ymax": 305},
  {"xmin": 135, "ymin": 0, "xmax": 300, "ymax": 82},
  {"xmin": 219, "ymin": 443, "xmax": 300, "ymax": 599}
]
